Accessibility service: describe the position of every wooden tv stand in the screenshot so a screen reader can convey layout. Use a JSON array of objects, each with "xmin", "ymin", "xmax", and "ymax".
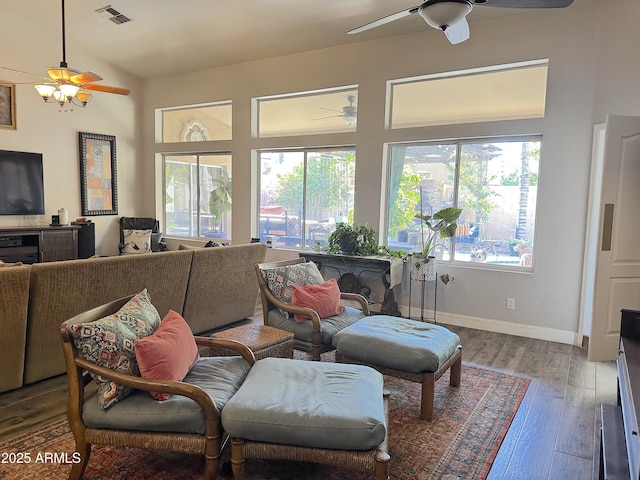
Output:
[{"xmin": 0, "ymin": 226, "xmax": 80, "ymax": 263}]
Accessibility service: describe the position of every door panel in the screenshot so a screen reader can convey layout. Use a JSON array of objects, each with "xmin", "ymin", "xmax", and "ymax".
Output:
[{"xmin": 589, "ymin": 115, "xmax": 640, "ymax": 361}]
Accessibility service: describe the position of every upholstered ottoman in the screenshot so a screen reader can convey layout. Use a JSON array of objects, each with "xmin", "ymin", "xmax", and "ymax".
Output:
[
  {"xmin": 221, "ymin": 357, "xmax": 390, "ymax": 480},
  {"xmin": 332, "ymin": 316, "xmax": 462, "ymax": 421}
]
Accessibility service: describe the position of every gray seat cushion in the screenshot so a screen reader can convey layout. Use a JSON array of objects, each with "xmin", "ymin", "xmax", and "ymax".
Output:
[
  {"xmin": 83, "ymin": 356, "xmax": 251, "ymax": 434},
  {"xmin": 267, "ymin": 306, "xmax": 364, "ymax": 345},
  {"xmin": 221, "ymin": 357, "xmax": 386, "ymax": 451},
  {"xmin": 332, "ymin": 316, "xmax": 461, "ymax": 373}
]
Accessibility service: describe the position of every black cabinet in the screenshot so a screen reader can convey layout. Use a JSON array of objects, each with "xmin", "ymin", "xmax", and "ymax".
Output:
[
  {"xmin": 73, "ymin": 222, "xmax": 95, "ymax": 259},
  {"xmin": 0, "ymin": 226, "xmax": 79, "ymax": 263}
]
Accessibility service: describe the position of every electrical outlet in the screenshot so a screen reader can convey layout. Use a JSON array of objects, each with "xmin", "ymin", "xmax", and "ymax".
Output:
[{"xmin": 506, "ymin": 298, "xmax": 516, "ymax": 310}]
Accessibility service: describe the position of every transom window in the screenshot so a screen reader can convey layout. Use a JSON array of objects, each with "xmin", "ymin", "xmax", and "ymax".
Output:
[
  {"xmin": 259, "ymin": 148, "xmax": 356, "ymax": 248},
  {"xmin": 255, "ymin": 87, "xmax": 358, "ymax": 138},
  {"xmin": 388, "ymin": 60, "xmax": 548, "ymax": 129},
  {"xmin": 387, "ymin": 137, "xmax": 540, "ymax": 269},
  {"xmin": 158, "ymin": 102, "xmax": 232, "ymax": 143}
]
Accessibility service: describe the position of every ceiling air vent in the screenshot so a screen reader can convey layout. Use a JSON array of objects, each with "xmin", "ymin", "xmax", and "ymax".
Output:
[{"xmin": 95, "ymin": 5, "xmax": 133, "ymax": 25}]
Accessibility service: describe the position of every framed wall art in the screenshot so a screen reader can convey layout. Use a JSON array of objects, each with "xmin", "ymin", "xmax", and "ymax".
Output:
[
  {"xmin": 79, "ymin": 131, "xmax": 118, "ymax": 216},
  {"xmin": 0, "ymin": 83, "xmax": 16, "ymax": 130}
]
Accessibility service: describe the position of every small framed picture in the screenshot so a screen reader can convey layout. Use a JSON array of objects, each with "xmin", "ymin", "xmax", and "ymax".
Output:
[{"xmin": 0, "ymin": 83, "xmax": 16, "ymax": 130}]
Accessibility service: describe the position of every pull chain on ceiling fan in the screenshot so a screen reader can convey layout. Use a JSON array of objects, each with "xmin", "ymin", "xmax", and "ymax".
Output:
[{"xmin": 1, "ymin": 0, "xmax": 130, "ymax": 110}]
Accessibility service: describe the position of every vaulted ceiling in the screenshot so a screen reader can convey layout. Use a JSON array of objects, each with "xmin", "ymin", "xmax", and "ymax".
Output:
[{"xmin": 0, "ymin": 0, "xmax": 588, "ymax": 80}]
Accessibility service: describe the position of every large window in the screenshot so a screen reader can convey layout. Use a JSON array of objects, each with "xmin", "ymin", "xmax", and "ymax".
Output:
[
  {"xmin": 387, "ymin": 137, "xmax": 540, "ymax": 268},
  {"xmin": 164, "ymin": 153, "xmax": 232, "ymax": 239},
  {"xmin": 259, "ymin": 148, "xmax": 356, "ymax": 248}
]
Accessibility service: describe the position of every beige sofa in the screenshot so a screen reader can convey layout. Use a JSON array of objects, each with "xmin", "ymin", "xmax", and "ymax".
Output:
[{"xmin": 0, "ymin": 243, "xmax": 266, "ymax": 393}]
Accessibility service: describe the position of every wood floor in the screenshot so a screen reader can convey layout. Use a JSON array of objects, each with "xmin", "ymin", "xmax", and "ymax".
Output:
[{"xmin": 0, "ymin": 324, "xmax": 617, "ymax": 480}]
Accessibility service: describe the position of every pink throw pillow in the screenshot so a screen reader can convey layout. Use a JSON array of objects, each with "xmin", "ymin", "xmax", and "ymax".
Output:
[
  {"xmin": 291, "ymin": 278, "xmax": 345, "ymax": 323},
  {"xmin": 134, "ymin": 310, "xmax": 200, "ymax": 401}
]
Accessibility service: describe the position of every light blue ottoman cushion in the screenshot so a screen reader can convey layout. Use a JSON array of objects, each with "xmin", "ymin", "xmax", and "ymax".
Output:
[
  {"xmin": 332, "ymin": 316, "xmax": 461, "ymax": 373},
  {"xmin": 83, "ymin": 356, "xmax": 251, "ymax": 434},
  {"xmin": 221, "ymin": 357, "xmax": 386, "ymax": 450}
]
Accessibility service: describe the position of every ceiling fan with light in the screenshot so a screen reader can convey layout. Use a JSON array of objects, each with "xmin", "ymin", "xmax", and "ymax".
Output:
[
  {"xmin": 1, "ymin": 0, "xmax": 130, "ymax": 109},
  {"xmin": 348, "ymin": 0, "xmax": 574, "ymax": 45},
  {"xmin": 314, "ymin": 95, "xmax": 358, "ymax": 126}
]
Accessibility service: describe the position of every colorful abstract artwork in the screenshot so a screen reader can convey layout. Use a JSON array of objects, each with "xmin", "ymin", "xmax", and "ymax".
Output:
[{"xmin": 79, "ymin": 132, "xmax": 118, "ymax": 216}]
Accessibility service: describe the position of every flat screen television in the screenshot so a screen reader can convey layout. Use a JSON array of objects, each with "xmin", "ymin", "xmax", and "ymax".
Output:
[{"xmin": 0, "ymin": 150, "xmax": 45, "ymax": 215}]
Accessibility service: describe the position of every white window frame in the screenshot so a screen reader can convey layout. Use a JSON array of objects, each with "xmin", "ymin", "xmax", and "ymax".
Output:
[{"xmin": 384, "ymin": 135, "xmax": 541, "ymax": 272}]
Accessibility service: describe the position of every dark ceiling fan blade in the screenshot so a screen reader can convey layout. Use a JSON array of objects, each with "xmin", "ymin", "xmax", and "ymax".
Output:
[
  {"xmin": 83, "ymin": 83, "xmax": 130, "ymax": 95},
  {"xmin": 347, "ymin": 7, "xmax": 419, "ymax": 34},
  {"xmin": 476, "ymin": 0, "xmax": 573, "ymax": 7},
  {"xmin": 69, "ymin": 71, "xmax": 103, "ymax": 85},
  {"xmin": 443, "ymin": 17, "xmax": 470, "ymax": 44},
  {"xmin": 1, "ymin": 66, "xmax": 51, "ymax": 82}
]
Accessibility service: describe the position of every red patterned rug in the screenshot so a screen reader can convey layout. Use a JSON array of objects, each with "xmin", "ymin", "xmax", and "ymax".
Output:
[{"xmin": 0, "ymin": 361, "xmax": 528, "ymax": 480}]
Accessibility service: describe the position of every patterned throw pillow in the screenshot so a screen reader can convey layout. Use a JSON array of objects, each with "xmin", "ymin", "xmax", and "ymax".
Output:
[
  {"xmin": 262, "ymin": 262, "xmax": 324, "ymax": 318},
  {"xmin": 69, "ymin": 289, "xmax": 161, "ymax": 409},
  {"xmin": 122, "ymin": 229, "xmax": 152, "ymax": 254}
]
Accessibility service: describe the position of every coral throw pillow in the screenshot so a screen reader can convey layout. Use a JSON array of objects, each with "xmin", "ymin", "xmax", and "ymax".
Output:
[
  {"xmin": 291, "ymin": 278, "xmax": 345, "ymax": 323},
  {"xmin": 134, "ymin": 310, "xmax": 200, "ymax": 401}
]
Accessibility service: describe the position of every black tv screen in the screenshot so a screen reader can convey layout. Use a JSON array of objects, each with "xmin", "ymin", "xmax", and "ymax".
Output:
[{"xmin": 0, "ymin": 150, "xmax": 45, "ymax": 215}]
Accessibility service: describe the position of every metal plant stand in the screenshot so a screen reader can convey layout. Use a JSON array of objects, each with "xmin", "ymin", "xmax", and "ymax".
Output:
[{"xmin": 408, "ymin": 273, "xmax": 437, "ymax": 324}]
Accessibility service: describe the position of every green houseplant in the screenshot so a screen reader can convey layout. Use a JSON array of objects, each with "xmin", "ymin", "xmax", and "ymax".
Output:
[
  {"xmin": 324, "ymin": 222, "xmax": 406, "ymax": 258},
  {"xmin": 325, "ymin": 223, "xmax": 380, "ymax": 256},
  {"xmin": 208, "ymin": 170, "xmax": 232, "ymax": 234},
  {"xmin": 412, "ymin": 207, "xmax": 462, "ymax": 280}
]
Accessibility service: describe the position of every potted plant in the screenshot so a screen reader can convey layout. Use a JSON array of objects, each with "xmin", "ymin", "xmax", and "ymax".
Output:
[
  {"xmin": 208, "ymin": 170, "xmax": 232, "ymax": 235},
  {"xmin": 411, "ymin": 207, "xmax": 462, "ymax": 281},
  {"xmin": 325, "ymin": 223, "xmax": 380, "ymax": 256}
]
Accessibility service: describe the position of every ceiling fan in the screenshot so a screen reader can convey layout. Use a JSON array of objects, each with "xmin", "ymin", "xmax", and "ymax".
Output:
[
  {"xmin": 314, "ymin": 95, "xmax": 358, "ymax": 125},
  {"xmin": 0, "ymin": 0, "xmax": 130, "ymax": 109},
  {"xmin": 347, "ymin": 0, "xmax": 574, "ymax": 45}
]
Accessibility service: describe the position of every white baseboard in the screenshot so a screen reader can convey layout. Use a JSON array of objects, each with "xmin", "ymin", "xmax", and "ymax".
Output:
[{"xmin": 398, "ymin": 305, "xmax": 577, "ymax": 346}]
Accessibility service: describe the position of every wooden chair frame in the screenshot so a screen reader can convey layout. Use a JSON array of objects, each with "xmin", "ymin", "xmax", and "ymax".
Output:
[
  {"xmin": 60, "ymin": 295, "xmax": 256, "ymax": 480},
  {"xmin": 255, "ymin": 258, "xmax": 369, "ymax": 361}
]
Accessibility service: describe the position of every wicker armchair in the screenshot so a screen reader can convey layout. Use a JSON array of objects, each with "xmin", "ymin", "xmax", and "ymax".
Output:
[
  {"xmin": 60, "ymin": 295, "xmax": 255, "ymax": 480},
  {"xmin": 255, "ymin": 258, "xmax": 369, "ymax": 361}
]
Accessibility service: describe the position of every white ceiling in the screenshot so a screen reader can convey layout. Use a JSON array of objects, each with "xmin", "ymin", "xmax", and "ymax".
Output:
[{"xmin": 0, "ymin": 0, "xmax": 586, "ymax": 80}]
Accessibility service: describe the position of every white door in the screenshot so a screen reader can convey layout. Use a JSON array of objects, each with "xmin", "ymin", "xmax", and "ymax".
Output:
[{"xmin": 588, "ymin": 114, "xmax": 640, "ymax": 361}]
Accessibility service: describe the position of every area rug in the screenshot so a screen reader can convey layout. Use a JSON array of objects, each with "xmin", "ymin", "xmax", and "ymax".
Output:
[{"xmin": 0, "ymin": 362, "xmax": 528, "ymax": 480}]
